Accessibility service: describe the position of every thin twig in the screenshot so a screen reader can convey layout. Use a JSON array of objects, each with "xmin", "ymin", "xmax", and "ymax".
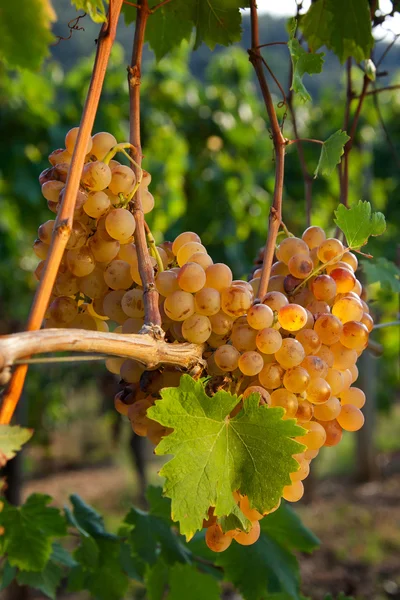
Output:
[
  {"xmin": 339, "ymin": 58, "xmax": 353, "ymax": 209},
  {"xmin": 286, "ymin": 138, "xmax": 323, "ymax": 146},
  {"xmin": 151, "ymin": 0, "xmax": 174, "ymax": 11},
  {"xmin": 372, "ymin": 85, "xmax": 400, "ymax": 168},
  {"xmin": 123, "ymin": 0, "xmax": 141, "ymax": 7},
  {"xmin": 0, "ymin": 0, "xmax": 124, "ymax": 426},
  {"xmin": 256, "ymin": 41, "xmax": 288, "ymax": 49},
  {"xmin": 0, "ymin": 330, "xmax": 204, "ymax": 373},
  {"xmin": 128, "ymin": 0, "xmax": 162, "ymax": 331},
  {"xmin": 248, "ymin": 0, "xmax": 286, "ymax": 301},
  {"xmin": 259, "ymin": 56, "xmax": 288, "ymax": 110},
  {"xmin": 362, "ymin": 84, "xmax": 400, "ymax": 97},
  {"xmin": 52, "ymin": 12, "xmax": 86, "ymax": 46},
  {"xmin": 373, "ymin": 320, "xmax": 400, "ymax": 330},
  {"xmin": 376, "ymin": 34, "xmax": 400, "ymax": 67}
]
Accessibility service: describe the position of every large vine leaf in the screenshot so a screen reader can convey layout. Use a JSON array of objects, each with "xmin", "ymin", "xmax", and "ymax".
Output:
[
  {"xmin": 65, "ymin": 494, "xmax": 116, "ymax": 539},
  {"xmin": 16, "ymin": 560, "xmax": 62, "ymax": 600},
  {"xmin": 361, "ymin": 257, "xmax": 400, "ymax": 293},
  {"xmin": 288, "ymin": 35, "xmax": 325, "ymax": 103},
  {"xmin": 314, "ymin": 130, "xmax": 350, "ymax": 178},
  {"xmin": 301, "ymin": 0, "xmax": 374, "ymax": 63},
  {"xmin": 0, "ymin": 0, "xmax": 55, "ymax": 70},
  {"xmin": 334, "ymin": 200, "xmax": 386, "ymax": 249},
  {"xmin": 0, "ymin": 425, "xmax": 33, "ymax": 467},
  {"xmin": 148, "ymin": 376, "xmax": 305, "ymax": 540},
  {"xmin": 168, "ymin": 563, "xmax": 221, "ymax": 600},
  {"xmin": 215, "ymin": 503, "xmax": 319, "ymax": 600},
  {"xmin": 0, "ymin": 494, "xmax": 67, "ymax": 571},
  {"xmin": 123, "ymin": 0, "xmax": 248, "ymax": 59}
]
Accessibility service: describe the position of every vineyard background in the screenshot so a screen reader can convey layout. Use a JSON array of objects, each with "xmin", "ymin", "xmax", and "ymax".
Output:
[{"xmin": 0, "ymin": 2, "xmax": 400, "ymax": 599}]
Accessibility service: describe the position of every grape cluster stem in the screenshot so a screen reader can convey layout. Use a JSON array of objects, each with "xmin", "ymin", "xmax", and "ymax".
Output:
[
  {"xmin": 0, "ymin": 0, "xmax": 124, "ymax": 425},
  {"xmin": 248, "ymin": 0, "xmax": 286, "ymax": 302}
]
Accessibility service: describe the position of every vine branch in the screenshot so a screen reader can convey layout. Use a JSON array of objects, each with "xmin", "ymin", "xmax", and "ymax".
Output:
[
  {"xmin": 128, "ymin": 0, "xmax": 162, "ymax": 331},
  {"xmin": 0, "ymin": 0, "xmax": 124, "ymax": 426},
  {"xmin": 0, "ymin": 330, "xmax": 204, "ymax": 374},
  {"xmin": 248, "ymin": 0, "xmax": 286, "ymax": 301}
]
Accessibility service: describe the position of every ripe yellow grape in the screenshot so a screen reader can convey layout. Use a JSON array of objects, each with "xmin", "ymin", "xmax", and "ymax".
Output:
[
  {"xmin": 288, "ymin": 254, "xmax": 314, "ymax": 279},
  {"xmin": 295, "ymin": 329, "xmax": 321, "ymax": 355},
  {"xmin": 290, "ymin": 456, "xmax": 310, "ymax": 482},
  {"xmin": 89, "ymin": 235, "xmax": 120, "ymax": 263},
  {"xmin": 242, "ymin": 386, "xmax": 271, "ymax": 405},
  {"xmin": 65, "ymin": 221, "xmax": 89, "ymax": 250},
  {"xmin": 120, "ymin": 359, "xmax": 145, "ymax": 384},
  {"xmin": 341, "ymin": 251, "xmax": 358, "ymax": 271},
  {"xmin": 209, "ymin": 311, "xmax": 234, "ymax": 335},
  {"xmin": 48, "ymin": 149, "xmax": 72, "ymax": 166},
  {"xmin": 38, "ymin": 219, "xmax": 55, "ymax": 244},
  {"xmin": 193, "ymin": 287, "xmax": 220, "ymax": 317},
  {"xmin": 122, "ymin": 317, "xmax": 143, "ymax": 334},
  {"xmin": 332, "ymin": 296, "xmax": 363, "ymax": 323},
  {"xmin": 54, "ymin": 271, "xmax": 79, "ymax": 296},
  {"xmin": 275, "ymin": 338, "xmax": 305, "ymax": 369},
  {"xmin": 221, "ymin": 285, "xmax": 252, "ymax": 317},
  {"xmin": 235, "ymin": 520, "xmax": 261, "ymax": 546},
  {"xmin": 295, "ymin": 400, "xmax": 314, "ymax": 422},
  {"xmin": 103, "ymin": 290, "xmax": 127, "ymax": 323},
  {"xmin": 65, "ymin": 126, "xmax": 93, "ymax": 155},
  {"xmin": 129, "ymin": 398, "xmax": 153, "ymax": 436},
  {"xmin": 33, "ymin": 239, "xmax": 49, "ymax": 260},
  {"xmin": 247, "ymin": 304, "xmax": 274, "ymax": 330},
  {"xmin": 182, "ymin": 313, "xmax": 212, "ymax": 343},
  {"xmin": 337, "ymin": 404, "xmax": 365, "ymax": 431},
  {"xmin": 271, "ymin": 261, "xmax": 289, "ymax": 276},
  {"xmin": 256, "ymin": 328, "xmax": 282, "ymax": 354},
  {"xmin": 303, "ymin": 448, "xmax": 319, "ymax": 460},
  {"xmin": 293, "ymin": 287, "xmax": 314, "ymax": 308},
  {"xmin": 239, "ymin": 495, "xmax": 263, "ymax": 521},
  {"xmin": 313, "ymin": 395, "xmax": 341, "ymax": 420},
  {"xmin": 341, "ymin": 368, "xmax": 353, "ymax": 391},
  {"xmin": 230, "ymin": 322, "xmax": 258, "ymax": 352},
  {"xmin": 262, "ymin": 291, "xmax": 289, "ymax": 312},
  {"xmin": 164, "ymin": 290, "xmax": 195, "ymax": 321},
  {"xmin": 331, "ymin": 342, "xmax": 357, "ymax": 370},
  {"xmin": 81, "ymin": 161, "xmax": 112, "ymax": 191},
  {"xmin": 278, "ymin": 303, "xmax": 308, "ymax": 331},
  {"xmin": 276, "ymin": 237, "xmax": 309, "ymax": 264},
  {"xmin": 91, "ymin": 131, "xmax": 117, "ymax": 159},
  {"xmin": 142, "ymin": 190, "xmax": 154, "ymax": 214},
  {"xmin": 315, "ymin": 345, "xmax": 334, "ymax": 367},
  {"xmin": 270, "ymin": 388, "xmax": 298, "ymax": 418},
  {"xmin": 205, "ymin": 523, "xmax": 233, "ymax": 552},
  {"xmin": 313, "ymin": 313, "xmax": 343, "ymax": 346},
  {"xmin": 306, "ymin": 299, "xmax": 331, "ymax": 317},
  {"xmin": 48, "ymin": 296, "xmax": 78, "ymax": 324},
  {"xmin": 189, "ymin": 251, "xmax": 213, "ymax": 270},
  {"xmin": 349, "ymin": 363, "xmax": 359, "ymax": 383},
  {"xmin": 296, "ymin": 420, "xmax": 327, "ymax": 450},
  {"xmin": 330, "ymin": 267, "xmax": 356, "ymax": 293},
  {"xmin": 302, "ymin": 225, "xmax": 326, "ymax": 249},
  {"xmin": 78, "ymin": 267, "xmax": 109, "ymax": 298},
  {"xmin": 325, "ymin": 368, "xmax": 345, "ymax": 395},
  {"xmin": 301, "ymin": 355, "xmax": 329, "ymax": 379},
  {"xmin": 325, "ymin": 261, "xmax": 353, "ymax": 275},
  {"xmin": 311, "ymin": 274, "xmax": 337, "ymax": 302},
  {"xmin": 121, "ymin": 289, "xmax": 145, "ymax": 318},
  {"xmin": 105, "ymin": 356, "xmax": 125, "ymax": 375},
  {"xmin": 103, "ymin": 260, "xmax": 133, "ymax": 290},
  {"xmin": 66, "ymin": 246, "xmax": 95, "ymax": 277},
  {"xmin": 267, "ymin": 275, "xmax": 286, "ymax": 293},
  {"xmin": 105, "ymin": 208, "xmax": 136, "ymax": 243},
  {"xmin": 155, "ymin": 270, "xmax": 180, "ymax": 297},
  {"xmin": 109, "ymin": 164, "xmax": 136, "ymax": 194},
  {"xmin": 204, "ymin": 263, "xmax": 233, "ymax": 292},
  {"xmin": 317, "ymin": 238, "xmax": 344, "ymax": 263},
  {"xmin": 172, "ymin": 231, "xmax": 201, "ymax": 255},
  {"xmin": 306, "ymin": 377, "xmax": 331, "ymax": 404},
  {"xmin": 259, "ymin": 362, "xmax": 284, "ymax": 389},
  {"xmin": 360, "ymin": 312, "xmax": 374, "ymax": 332},
  {"xmin": 339, "ymin": 320, "xmax": 369, "ymax": 350},
  {"xmin": 283, "ymin": 366, "xmax": 310, "ymax": 393},
  {"xmin": 339, "ymin": 387, "xmax": 366, "ymax": 409},
  {"xmin": 84, "ymin": 191, "xmax": 110, "ymax": 218},
  {"xmin": 322, "ymin": 419, "xmax": 343, "ymax": 447},
  {"xmin": 177, "ymin": 262, "xmax": 206, "ymax": 293},
  {"xmin": 41, "ymin": 179, "xmax": 65, "ymax": 202},
  {"xmin": 214, "ymin": 345, "xmax": 240, "ymax": 371},
  {"xmin": 177, "ymin": 242, "xmax": 207, "ymax": 267},
  {"xmin": 238, "ymin": 351, "xmax": 264, "ymax": 376},
  {"xmin": 282, "ymin": 480, "xmax": 304, "ymax": 502}
]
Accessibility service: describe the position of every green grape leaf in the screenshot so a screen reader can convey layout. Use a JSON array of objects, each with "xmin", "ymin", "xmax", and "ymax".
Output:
[
  {"xmin": 263, "ymin": 502, "xmax": 320, "ymax": 553},
  {"xmin": 72, "ymin": 0, "xmax": 108, "ymax": 23},
  {"xmin": 168, "ymin": 563, "xmax": 221, "ymax": 600},
  {"xmin": 0, "ymin": 0, "xmax": 55, "ymax": 70},
  {"xmin": 125, "ymin": 505, "xmax": 191, "ymax": 566},
  {"xmin": 74, "ymin": 535, "xmax": 99, "ymax": 569},
  {"xmin": 119, "ymin": 542, "xmax": 143, "ymax": 582},
  {"xmin": 0, "ymin": 494, "xmax": 67, "ymax": 571},
  {"xmin": 148, "ymin": 376, "xmax": 305, "ymax": 540},
  {"xmin": 314, "ymin": 130, "xmax": 350, "ymax": 178},
  {"xmin": 0, "ymin": 561, "xmax": 17, "ymax": 591},
  {"xmin": 334, "ymin": 201, "xmax": 386, "ymax": 249},
  {"xmin": 16, "ymin": 560, "xmax": 62, "ymax": 600},
  {"xmin": 288, "ymin": 38, "xmax": 325, "ymax": 103},
  {"xmin": 145, "ymin": 558, "xmax": 169, "ymax": 600},
  {"xmin": 82, "ymin": 538, "xmax": 129, "ymax": 600},
  {"xmin": 51, "ymin": 542, "xmax": 78, "ymax": 568},
  {"xmin": 361, "ymin": 257, "xmax": 400, "ymax": 293},
  {"xmin": 68, "ymin": 494, "xmax": 117, "ymax": 539},
  {"xmin": 146, "ymin": 485, "xmax": 173, "ymax": 522},
  {"xmin": 193, "ymin": 0, "xmax": 248, "ymax": 50},
  {"xmin": 0, "ymin": 425, "xmax": 33, "ymax": 466},
  {"xmin": 218, "ymin": 503, "xmax": 252, "ymax": 534},
  {"xmin": 301, "ymin": 0, "xmax": 374, "ymax": 63}
]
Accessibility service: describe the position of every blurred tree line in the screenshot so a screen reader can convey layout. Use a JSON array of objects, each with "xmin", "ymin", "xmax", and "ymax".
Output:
[{"xmin": 0, "ymin": 12, "xmax": 398, "ymax": 459}]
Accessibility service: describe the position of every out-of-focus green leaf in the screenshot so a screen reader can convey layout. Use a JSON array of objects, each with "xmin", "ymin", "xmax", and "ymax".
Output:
[
  {"xmin": 314, "ymin": 130, "xmax": 350, "ymax": 177},
  {"xmin": 334, "ymin": 201, "xmax": 386, "ymax": 248}
]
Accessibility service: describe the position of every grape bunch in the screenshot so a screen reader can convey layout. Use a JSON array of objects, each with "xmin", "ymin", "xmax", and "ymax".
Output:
[{"xmin": 33, "ymin": 128, "xmax": 372, "ymax": 552}]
